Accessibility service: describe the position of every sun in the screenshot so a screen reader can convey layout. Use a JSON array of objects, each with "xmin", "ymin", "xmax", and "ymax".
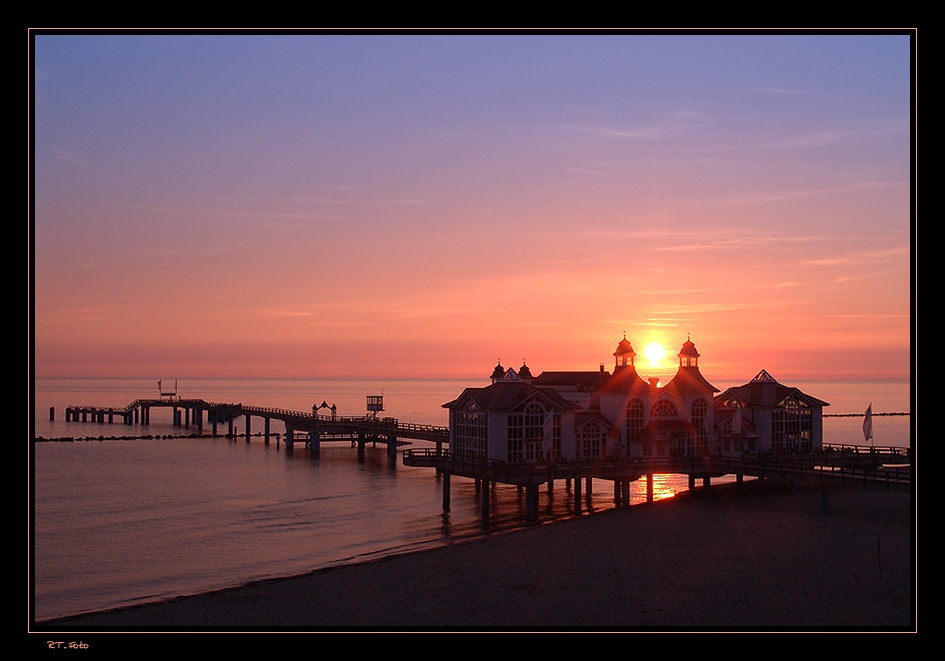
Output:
[{"xmin": 644, "ymin": 342, "xmax": 666, "ymax": 363}]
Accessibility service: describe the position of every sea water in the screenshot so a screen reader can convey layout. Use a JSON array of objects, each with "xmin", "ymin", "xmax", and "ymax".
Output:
[{"xmin": 30, "ymin": 377, "xmax": 912, "ymax": 622}]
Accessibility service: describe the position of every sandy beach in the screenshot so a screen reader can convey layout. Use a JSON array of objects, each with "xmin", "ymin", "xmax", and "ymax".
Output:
[{"xmin": 33, "ymin": 479, "xmax": 915, "ymax": 635}]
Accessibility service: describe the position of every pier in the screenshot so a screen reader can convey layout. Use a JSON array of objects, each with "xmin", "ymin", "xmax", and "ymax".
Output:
[
  {"xmin": 53, "ymin": 398, "xmax": 910, "ymax": 525},
  {"xmin": 403, "ymin": 444, "xmax": 912, "ymax": 522},
  {"xmin": 59, "ymin": 399, "xmax": 448, "ymax": 460}
]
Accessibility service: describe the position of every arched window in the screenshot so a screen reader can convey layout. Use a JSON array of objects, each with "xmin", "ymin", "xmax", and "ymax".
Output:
[
  {"xmin": 651, "ymin": 399, "xmax": 677, "ymax": 418},
  {"xmin": 626, "ymin": 398, "xmax": 644, "ymax": 438},
  {"xmin": 578, "ymin": 420, "xmax": 605, "ymax": 460}
]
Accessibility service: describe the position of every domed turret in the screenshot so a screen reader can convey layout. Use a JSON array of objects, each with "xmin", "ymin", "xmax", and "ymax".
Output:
[
  {"xmin": 613, "ymin": 333, "xmax": 636, "ymax": 370},
  {"xmin": 518, "ymin": 360, "xmax": 533, "ymax": 380},
  {"xmin": 677, "ymin": 334, "xmax": 700, "ymax": 368},
  {"xmin": 491, "ymin": 360, "xmax": 505, "ymax": 384}
]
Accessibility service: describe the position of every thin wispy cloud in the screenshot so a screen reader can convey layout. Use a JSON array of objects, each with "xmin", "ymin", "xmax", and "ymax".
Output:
[
  {"xmin": 53, "ymin": 147, "xmax": 88, "ymax": 167},
  {"xmin": 748, "ymin": 86, "xmax": 809, "ymax": 95},
  {"xmin": 703, "ymin": 180, "xmax": 903, "ymax": 207},
  {"xmin": 802, "ymin": 245, "xmax": 910, "ymax": 267}
]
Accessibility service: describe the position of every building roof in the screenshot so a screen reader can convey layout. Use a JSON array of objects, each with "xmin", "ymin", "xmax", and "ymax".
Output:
[
  {"xmin": 677, "ymin": 336, "xmax": 700, "ymax": 358},
  {"xmin": 593, "ymin": 364, "xmax": 650, "ymax": 396},
  {"xmin": 532, "ymin": 370, "xmax": 609, "ymax": 389},
  {"xmin": 575, "ymin": 410, "xmax": 616, "ymax": 431},
  {"xmin": 613, "ymin": 335, "xmax": 636, "ymax": 358},
  {"xmin": 660, "ymin": 366, "xmax": 719, "ymax": 397},
  {"xmin": 490, "ymin": 361, "xmax": 505, "ymax": 381},
  {"xmin": 714, "ymin": 370, "xmax": 830, "ymax": 408},
  {"xmin": 443, "ymin": 380, "xmax": 577, "ymax": 412}
]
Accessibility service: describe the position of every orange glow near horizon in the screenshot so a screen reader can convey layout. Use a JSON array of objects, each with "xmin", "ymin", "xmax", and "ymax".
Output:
[{"xmin": 31, "ymin": 35, "xmax": 913, "ymax": 385}]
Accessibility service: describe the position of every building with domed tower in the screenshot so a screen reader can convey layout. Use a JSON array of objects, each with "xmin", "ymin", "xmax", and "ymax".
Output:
[
  {"xmin": 593, "ymin": 334, "xmax": 718, "ymax": 459},
  {"xmin": 421, "ymin": 332, "xmax": 837, "ymax": 521},
  {"xmin": 444, "ymin": 334, "xmax": 728, "ymax": 464},
  {"xmin": 446, "ymin": 362, "xmax": 580, "ymax": 463},
  {"xmin": 442, "ymin": 333, "xmax": 830, "ymax": 468}
]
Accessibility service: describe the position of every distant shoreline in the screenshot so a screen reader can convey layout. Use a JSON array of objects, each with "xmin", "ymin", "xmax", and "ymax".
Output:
[{"xmin": 823, "ymin": 411, "xmax": 910, "ymax": 417}]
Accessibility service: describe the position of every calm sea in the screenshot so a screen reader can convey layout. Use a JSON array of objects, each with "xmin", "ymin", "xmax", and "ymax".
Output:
[{"xmin": 30, "ymin": 376, "xmax": 912, "ymax": 623}]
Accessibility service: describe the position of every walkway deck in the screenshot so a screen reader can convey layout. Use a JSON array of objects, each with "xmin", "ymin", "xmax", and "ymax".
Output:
[
  {"xmin": 62, "ymin": 398, "xmax": 448, "ymax": 457},
  {"xmin": 403, "ymin": 445, "xmax": 912, "ymax": 522}
]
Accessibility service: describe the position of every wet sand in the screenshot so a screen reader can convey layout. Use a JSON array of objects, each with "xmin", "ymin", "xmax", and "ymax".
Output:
[{"xmin": 33, "ymin": 479, "xmax": 915, "ymax": 635}]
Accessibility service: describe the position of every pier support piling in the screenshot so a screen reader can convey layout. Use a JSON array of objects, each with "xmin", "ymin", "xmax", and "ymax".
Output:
[
  {"xmin": 442, "ymin": 472, "xmax": 451, "ymax": 512},
  {"xmin": 525, "ymin": 484, "xmax": 539, "ymax": 522}
]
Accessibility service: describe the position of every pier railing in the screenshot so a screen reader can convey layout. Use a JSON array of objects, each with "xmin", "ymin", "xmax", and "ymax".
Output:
[
  {"xmin": 59, "ymin": 398, "xmax": 449, "ymax": 443},
  {"xmin": 403, "ymin": 446, "xmax": 912, "ymax": 490}
]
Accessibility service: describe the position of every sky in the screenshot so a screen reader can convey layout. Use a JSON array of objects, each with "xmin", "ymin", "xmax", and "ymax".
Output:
[{"xmin": 30, "ymin": 31, "xmax": 915, "ymax": 383}]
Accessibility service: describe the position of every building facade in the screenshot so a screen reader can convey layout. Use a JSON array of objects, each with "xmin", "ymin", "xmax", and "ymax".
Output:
[
  {"xmin": 714, "ymin": 369, "xmax": 829, "ymax": 455},
  {"xmin": 444, "ymin": 336, "xmax": 829, "ymax": 464}
]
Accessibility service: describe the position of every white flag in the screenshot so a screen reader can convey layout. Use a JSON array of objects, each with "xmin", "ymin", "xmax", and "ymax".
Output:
[{"xmin": 863, "ymin": 403, "xmax": 873, "ymax": 442}]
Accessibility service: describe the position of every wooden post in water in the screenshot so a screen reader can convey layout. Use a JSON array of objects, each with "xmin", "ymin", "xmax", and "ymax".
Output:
[
  {"xmin": 525, "ymin": 483, "xmax": 538, "ymax": 522},
  {"xmin": 387, "ymin": 431, "xmax": 397, "ymax": 464},
  {"xmin": 49, "ymin": 407, "xmax": 55, "ymax": 421},
  {"xmin": 614, "ymin": 480, "xmax": 630, "ymax": 507},
  {"xmin": 442, "ymin": 472, "xmax": 451, "ymax": 512}
]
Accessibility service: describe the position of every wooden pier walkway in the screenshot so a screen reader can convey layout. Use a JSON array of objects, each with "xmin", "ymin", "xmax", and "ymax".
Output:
[
  {"xmin": 60, "ymin": 398, "xmax": 448, "ymax": 458},
  {"xmin": 403, "ymin": 444, "xmax": 912, "ymax": 522}
]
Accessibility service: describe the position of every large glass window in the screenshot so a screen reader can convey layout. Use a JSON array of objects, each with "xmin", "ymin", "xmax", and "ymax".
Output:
[
  {"xmin": 626, "ymin": 398, "xmax": 644, "ymax": 439},
  {"xmin": 691, "ymin": 397, "xmax": 708, "ymax": 435},
  {"xmin": 508, "ymin": 400, "xmax": 547, "ymax": 463},
  {"xmin": 772, "ymin": 397, "xmax": 813, "ymax": 452},
  {"xmin": 454, "ymin": 404, "xmax": 486, "ymax": 459}
]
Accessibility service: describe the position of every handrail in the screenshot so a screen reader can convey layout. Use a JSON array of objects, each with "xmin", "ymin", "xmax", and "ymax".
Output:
[
  {"xmin": 66, "ymin": 398, "xmax": 449, "ymax": 439},
  {"xmin": 403, "ymin": 446, "xmax": 912, "ymax": 488}
]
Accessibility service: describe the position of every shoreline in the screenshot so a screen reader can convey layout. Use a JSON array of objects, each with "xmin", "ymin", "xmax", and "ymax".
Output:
[{"xmin": 33, "ymin": 479, "xmax": 915, "ymax": 633}]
